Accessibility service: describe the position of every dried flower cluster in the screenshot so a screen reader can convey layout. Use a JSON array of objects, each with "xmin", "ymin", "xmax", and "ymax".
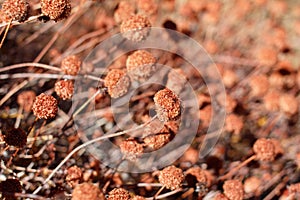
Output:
[
  {"xmin": 41, "ymin": 0, "xmax": 71, "ymax": 21},
  {"xmin": 32, "ymin": 93, "xmax": 58, "ymax": 119},
  {"xmin": 61, "ymin": 55, "xmax": 81, "ymax": 76},
  {"xmin": 119, "ymin": 139, "xmax": 144, "ymax": 161},
  {"xmin": 107, "ymin": 188, "xmax": 131, "ymax": 200},
  {"xmin": 253, "ymin": 138, "xmax": 277, "ymax": 161},
  {"xmin": 1, "ymin": 0, "xmax": 29, "ymax": 22},
  {"xmin": 143, "ymin": 132, "xmax": 171, "ymax": 150},
  {"xmin": 154, "ymin": 88, "xmax": 181, "ymax": 122},
  {"xmin": 126, "ymin": 50, "xmax": 156, "ymax": 81},
  {"xmin": 120, "ymin": 14, "xmax": 151, "ymax": 42},
  {"xmin": 158, "ymin": 165, "xmax": 184, "ymax": 190},
  {"xmin": 72, "ymin": 182, "xmax": 104, "ymax": 200},
  {"xmin": 223, "ymin": 179, "xmax": 244, "ymax": 200},
  {"xmin": 104, "ymin": 69, "xmax": 130, "ymax": 98},
  {"xmin": 66, "ymin": 166, "xmax": 83, "ymax": 188},
  {"xmin": 54, "ymin": 80, "xmax": 74, "ymax": 100}
]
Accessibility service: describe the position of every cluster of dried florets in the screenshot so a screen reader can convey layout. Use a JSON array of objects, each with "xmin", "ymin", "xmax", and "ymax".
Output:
[
  {"xmin": 32, "ymin": 93, "xmax": 58, "ymax": 119},
  {"xmin": 0, "ymin": 0, "xmax": 71, "ymax": 23}
]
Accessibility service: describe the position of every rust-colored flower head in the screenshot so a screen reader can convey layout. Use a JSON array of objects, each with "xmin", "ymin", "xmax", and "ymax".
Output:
[
  {"xmin": 120, "ymin": 138, "xmax": 144, "ymax": 161},
  {"xmin": 126, "ymin": 50, "xmax": 156, "ymax": 81},
  {"xmin": 32, "ymin": 93, "xmax": 58, "ymax": 119},
  {"xmin": 143, "ymin": 133, "xmax": 171, "ymax": 150},
  {"xmin": 120, "ymin": 14, "xmax": 151, "ymax": 42},
  {"xmin": 253, "ymin": 138, "xmax": 276, "ymax": 161},
  {"xmin": 3, "ymin": 128, "xmax": 27, "ymax": 148},
  {"xmin": 223, "ymin": 179, "xmax": 244, "ymax": 200},
  {"xmin": 154, "ymin": 88, "xmax": 181, "ymax": 122},
  {"xmin": 104, "ymin": 69, "xmax": 130, "ymax": 98},
  {"xmin": 185, "ymin": 166, "xmax": 207, "ymax": 185},
  {"xmin": 66, "ymin": 166, "xmax": 83, "ymax": 188},
  {"xmin": 158, "ymin": 165, "xmax": 184, "ymax": 190},
  {"xmin": 0, "ymin": 179, "xmax": 22, "ymax": 200},
  {"xmin": 55, "ymin": 80, "xmax": 74, "ymax": 100},
  {"xmin": 61, "ymin": 55, "xmax": 81, "ymax": 76},
  {"xmin": 2, "ymin": 0, "xmax": 29, "ymax": 22},
  {"xmin": 107, "ymin": 188, "xmax": 131, "ymax": 200},
  {"xmin": 17, "ymin": 90, "xmax": 36, "ymax": 112},
  {"xmin": 114, "ymin": 1, "xmax": 135, "ymax": 23},
  {"xmin": 72, "ymin": 182, "xmax": 104, "ymax": 200},
  {"xmin": 41, "ymin": 0, "xmax": 71, "ymax": 21}
]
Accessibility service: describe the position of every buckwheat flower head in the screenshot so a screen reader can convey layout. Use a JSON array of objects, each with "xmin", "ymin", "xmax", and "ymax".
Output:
[
  {"xmin": 126, "ymin": 50, "xmax": 156, "ymax": 81},
  {"xmin": 223, "ymin": 179, "xmax": 244, "ymax": 200},
  {"xmin": 253, "ymin": 138, "xmax": 276, "ymax": 161},
  {"xmin": 143, "ymin": 133, "xmax": 171, "ymax": 150},
  {"xmin": 41, "ymin": 0, "xmax": 71, "ymax": 21},
  {"xmin": 104, "ymin": 69, "xmax": 130, "ymax": 98},
  {"xmin": 154, "ymin": 88, "xmax": 181, "ymax": 122},
  {"xmin": 61, "ymin": 55, "xmax": 81, "ymax": 76},
  {"xmin": 32, "ymin": 93, "xmax": 58, "ymax": 119},
  {"xmin": 120, "ymin": 139, "xmax": 144, "ymax": 161},
  {"xmin": 55, "ymin": 80, "xmax": 74, "ymax": 100},
  {"xmin": 66, "ymin": 166, "xmax": 83, "ymax": 188},
  {"xmin": 2, "ymin": 0, "xmax": 29, "ymax": 22},
  {"xmin": 185, "ymin": 166, "xmax": 207, "ymax": 184},
  {"xmin": 137, "ymin": 0, "xmax": 158, "ymax": 16},
  {"xmin": 107, "ymin": 188, "xmax": 131, "ymax": 200},
  {"xmin": 72, "ymin": 183, "xmax": 104, "ymax": 200},
  {"xmin": 120, "ymin": 14, "xmax": 151, "ymax": 42},
  {"xmin": 158, "ymin": 165, "xmax": 184, "ymax": 190}
]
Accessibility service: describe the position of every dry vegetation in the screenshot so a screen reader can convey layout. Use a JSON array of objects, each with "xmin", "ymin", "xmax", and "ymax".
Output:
[{"xmin": 0, "ymin": 0, "xmax": 300, "ymax": 199}]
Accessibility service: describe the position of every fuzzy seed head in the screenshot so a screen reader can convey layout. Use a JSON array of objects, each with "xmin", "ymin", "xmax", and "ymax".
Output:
[
  {"xmin": 158, "ymin": 165, "xmax": 184, "ymax": 190},
  {"xmin": 223, "ymin": 179, "xmax": 244, "ymax": 200},
  {"xmin": 143, "ymin": 133, "xmax": 170, "ymax": 150},
  {"xmin": 120, "ymin": 139, "xmax": 144, "ymax": 161},
  {"xmin": 32, "ymin": 93, "xmax": 58, "ymax": 119},
  {"xmin": 126, "ymin": 50, "xmax": 156, "ymax": 81},
  {"xmin": 3, "ymin": 128, "xmax": 27, "ymax": 148},
  {"xmin": 61, "ymin": 55, "xmax": 81, "ymax": 76},
  {"xmin": 154, "ymin": 88, "xmax": 181, "ymax": 122},
  {"xmin": 41, "ymin": 0, "xmax": 71, "ymax": 21},
  {"xmin": 0, "ymin": 179, "xmax": 22, "ymax": 200},
  {"xmin": 107, "ymin": 188, "xmax": 131, "ymax": 200},
  {"xmin": 253, "ymin": 138, "xmax": 276, "ymax": 161},
  {"xmin": 55, "ymin": 80, "xmax": 74, "ymax": 100},
  {"xmin": 2, "ymin": 0, "xmax": 29, "ymax": 22},
  {"xmin": 17, "ymin": 90, "xmax": 36, "ymax": 112},
  {"xmin": 72, "ymin": 183, "xmax": 104, "ymax": 200},
  {"xmin": 66, "ymin": 166, "xmax": 83, "ymax": 188},
  {"xmin": 104, "ymin": 69, "xmax": 130, "ymax": 98},
  {"xmin": 114, "ymin": 1, "xmax": 135, "ymax": 23},
  {"xmin": 120, "ymin": 14, "xmax": 151, "ymax": 42}
]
